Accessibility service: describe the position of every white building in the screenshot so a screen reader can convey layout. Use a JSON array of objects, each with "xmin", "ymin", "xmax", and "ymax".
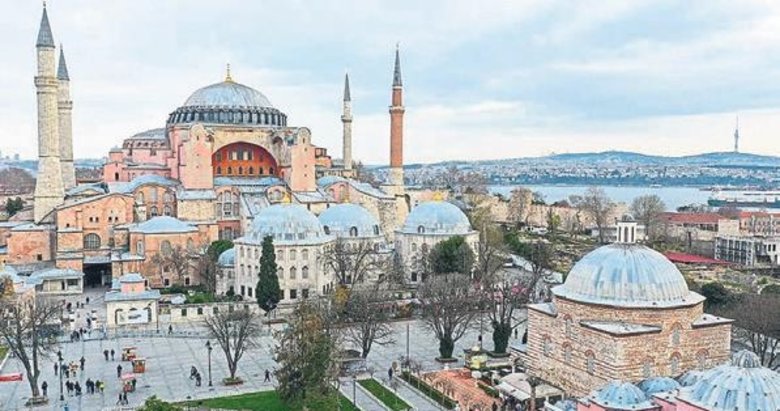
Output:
[
  {"xmin": 714, "ymin": 235, "xmax": 780, "ymax": 266},
  {"xmin": 104, "ymin": 273, "xmax": 160, "ymax": 327}
]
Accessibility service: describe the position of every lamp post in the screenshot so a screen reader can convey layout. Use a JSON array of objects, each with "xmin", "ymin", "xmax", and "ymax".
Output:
[
  {"xmin": 57, "ymin": 351, "xmax": 64, "ymax": 402},
  {"xmin": 205, "ymin": 340, "xmax": 213, "ymax": 387},
  {"xmin": 352, "ymin": 375, "xmax": 357, "ymax": 405}
]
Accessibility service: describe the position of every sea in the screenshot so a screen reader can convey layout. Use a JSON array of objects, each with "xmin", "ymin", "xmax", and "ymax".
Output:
[{"xmin": 488, "ymin": 185, "xmax": 708, "ymax": 211}]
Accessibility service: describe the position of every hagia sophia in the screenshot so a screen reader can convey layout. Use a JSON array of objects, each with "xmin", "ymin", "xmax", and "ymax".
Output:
[{"xmin": 2, "ymin": 6, "xmax": 780, "ymax": 411}]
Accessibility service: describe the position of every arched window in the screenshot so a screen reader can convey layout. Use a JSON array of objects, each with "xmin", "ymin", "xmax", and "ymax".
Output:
[
  {"xmin": 277, "ymin": 267, "xmax": 284, "ymax": 278},
  {"xmin": 163, "ymin": 205, "xmax": 173, "ymax": 216},
  {"xmin": 290, "ymin": 250, "xmax": 297, "ymax": 260},
  {"xmin": 137, "ymin": 240, "xmax": 144, "ymax": 255},
  {"xmin": 543, "ymin": 336, "xmax": 552, "ymax": 356},
  {"xmin": 302, "ymin": 266, "xmax": 309, "ymax": 279},
  {"xmin": 417, "ymin": 225, "xmax": 426, "ymax": 234},
  {"xmin": 150, "ymin": 188, "xmax": 158, "ymax": 202},
  {"xmin": 216, "ymin": 166, "xmax": 222, "ymax": 175},
  {"xmin": 150, "ymin": 206, "xmax": 159, "ymax": 217},
  {"xmin": 161, "ymin": 240, "xmax": 172, "ymax": 256},
  {"xmin": 349, "ymin": 227, "xmax": 358, "ymax": 237},
  {"xmin": 373, "ymin": 225, "xmax": 380, "ymax": 236},
  {"xmin": 696, "ymin": 350, "xmax": 708, "ymax": 370},
  {"xmin": 135, "ymin": 192, "xmax": 144, "ymax": 204},
  {"xmin": 248, "ymin": 167, "xmax": 254, "ymax": 175},
  {"xmin": 258, "ymin": 167, "xmax": 264, "ymax": 175},
  {"xmin": 670, "ymin": 353, "xmax": 681, "ymax": 375},
  {"xmin": 227, "ymin": 166, "xmax": 232, "ymax": 174},
  {"xmin": 302, "ymin": 249, "xmax": 309, "ymax": 260},
  {"xmin": 412, "ymin": 243, "xmax": 417, "ymax": 252},
  {"xmin": 563, "ymin": 343, "xmax": 572, "ymax": 363},
  {"xmin": 643, "ymin": 358, "xmax": 653, "ymax": 378},
  {"xmin": 238, "ymin": 166, "xmax": 243, "ymax": 175},
  {"xmin": 163, "ymin": 192, "xmax": 173, "ymax": 203},
  {"xmin": 586, "ymin": 351, "xmax": 595, "ymax": 374},
  {"xmin": 323, "ymin": 226, "xmax": 330, "ymax": 235},
  {"xmin": 289, "ymin": 267, "xmax": 297, "ymax": 279},
  {"xmin": 671, "ymin": 323, "xmax": 682, "ymax": 346},
  {"xmin": 84, "ymin": 233, "xmax": 101, "ymax": 250},
  {"xmin": 223, "ymin": 227, "xmax": 233, "ymax": 240},
  {"xmin": 277, "ymin": 249, "xmax": 285, "ymax": 261},
  {"xmin": 564, "ymin": 316, "xmax": 573, "ymax": 338}
]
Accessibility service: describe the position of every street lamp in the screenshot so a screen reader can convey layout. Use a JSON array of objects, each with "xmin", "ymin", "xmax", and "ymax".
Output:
[
  {"xmin": 205, "ymin": 340, "xmax": 213, "ymax": 387},
  {"xmin": 57, "ymin": 351, "xmax": 64, "ymax": 402},
  {"xmin": 351, "ymin": 375, "xmax": 357, "ymax": 405}
]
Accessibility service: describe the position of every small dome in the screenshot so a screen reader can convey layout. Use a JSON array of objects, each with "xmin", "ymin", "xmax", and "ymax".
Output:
[
  {"xmin": 678, "ymin": 350, "xmax": 780, "ymax": 411},
  {"xmin": 400, "ymin": 201, "xmax": 473, "ymax": 235},
  {"xmin": 552, "ymin": 244, "xmax": 703, "ymax": 308},
  {"xmin": 591, "ymin": 381, "xmax": 655, "ymax": 410},
  {"xmin": 247, "ymin": 204, "xmax": 329, "ymax": 245},
  {"xmin": 677, "ymin": 370, "xmax": 703, "ymax": 387},
  {"xmin": 638, "ymin": 377, "xmax": 680, "ymax": 395},
  {"xmin": 318, "ymin": 204, "xmax": 382, "ymax": 238},
  {"xmin": 217, "ymin": 248, "xmax": 235, "ymax": 267},
  {"xmin": 131, "ymin": 216, "xmax": 197, "ymax": 234},
  {"xmin": 183, "ymin": 80, "xmax": 273, "ymax": 108}
]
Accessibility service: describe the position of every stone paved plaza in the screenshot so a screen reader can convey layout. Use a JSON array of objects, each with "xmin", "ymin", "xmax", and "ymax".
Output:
[{"xmin": 0, "ymin": 293, "xmax": 525, "ymax": 411}]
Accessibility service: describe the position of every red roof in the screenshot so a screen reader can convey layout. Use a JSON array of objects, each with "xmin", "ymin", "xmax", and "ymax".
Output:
[
  {"xmin": 660, "ymin": 212, "xmax": 721, "ymax": 225},
  {"xmin": 664, "ymin": 251, "xmax": 729, "ymax": 265},
  {"xmin": 737, "ymin": 211, "xmax": 780, "ymax": 219}
]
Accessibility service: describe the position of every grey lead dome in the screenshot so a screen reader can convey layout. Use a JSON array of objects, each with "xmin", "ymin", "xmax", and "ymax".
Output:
[
  {"xmin": 400, "ymin": 201, "xmax": 473, "ymax": 235},
  {"xmin": 183, "ymin": 80, "xmax": 274, "ymax": 109},
  {"xmin": 553, "ymin": 244, "xmax": 704, "ymax": 308}
]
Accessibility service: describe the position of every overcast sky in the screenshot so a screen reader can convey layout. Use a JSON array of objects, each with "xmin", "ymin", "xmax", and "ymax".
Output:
[{"xmin": 2, "ymin": 0, "xmax": 780, "ymax": 164}]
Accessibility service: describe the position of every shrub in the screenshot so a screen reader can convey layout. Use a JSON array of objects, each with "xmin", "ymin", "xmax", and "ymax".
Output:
[{"xmin": 400, "ymin": 371, "xmax": 457, "ymax": 409}]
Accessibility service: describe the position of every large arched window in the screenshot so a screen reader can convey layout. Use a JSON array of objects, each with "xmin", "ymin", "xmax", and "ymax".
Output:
[
  {"xmin": 670, "ymin": 353, "xmax": 681, "ymax": 375},
  {"xmin": 150, "ymin": 206, "xmax": 159, "ymax": 217},
  {"xmin": 161, "ymin": 240, "xmax": 172, "ymax": 256},
  {"xmin": 301, "ymin": 249, "xmax": 309, "ymax": 260},
  {"xmin": 163, "ymin": 205, "xmax": 173, "ymax": 216},
  {"xmin": 349, "ymin": 227, "xmax": 358, "ymax": 237},
  {"xmin": 563, "ymin": 343, "xmax": 572, "ymax": 363},
  {"xmin": 137, "ymin": 240, "xmax": 144, "ymax": 255},
  {"xmin": 302, "ymin": 266, "xmax": 309, "ymax": 279},
  {"xmin": 163, "ymin": 192, "xmax": 173, "ymax": 203},
  {"xmin": 564, "ymin": 315, "xmax": 573, "ymax": 338},
  {"xmin": 289, "ymin": 267, "xmax": 297, "ymax": 279},
  {"xmin": 543, "ymin": 336, "xmax": 552, "ymax": 357},
  {"xmin": 84, "ymin": 233, "xmax": 101, "ymax": 250},
  {"xmin": 671, "ymin": 323, "xmax": 682, "ymax": 346},
  {"xmin": 417, "ymin": 225, "xmax": 425, "ymax": 234},
  {"xmin": 586, "ymin": 351, "xmax": 595, "ymax": 374},
  {"xmin": 135, "ymin": 192, "xmax": 144, "ymax": 204},
  {"xmin": 290, "ymin": 250, "xmax": 297, "ymax": 260}
]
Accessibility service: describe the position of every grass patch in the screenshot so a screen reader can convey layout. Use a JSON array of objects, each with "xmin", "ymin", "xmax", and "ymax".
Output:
[
  {"xmin": 0, "ymin": 346, "xmax": 8, "ymax": 361},
  {"xmin": 400, "ymin": 371, "xmax": 457, "ymax": 409},
  {"xmin": 180, "ymin": 390, "xmax": 359, "ymax": 411},
  {"xmin": 358, "ymin": 379, "xmax": 411, "ymax": 411}
]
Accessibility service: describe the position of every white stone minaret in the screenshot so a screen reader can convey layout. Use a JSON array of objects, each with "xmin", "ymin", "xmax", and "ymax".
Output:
[
  {"xmin": 58, "ymin": 46, "xmax": 76, "ymax": 190},
  {"xmin": 33, "ymin": 4, "xmax": 64, "ymax": 223},
  {"xmin": 341, "ymin": 72, "xmax": 353, "ymax": 173}
]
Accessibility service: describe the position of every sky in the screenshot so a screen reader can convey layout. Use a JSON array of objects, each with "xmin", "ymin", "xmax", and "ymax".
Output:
[{"xmin": 2, "ymin": 0, "xmax": 780, "ymax": 164}]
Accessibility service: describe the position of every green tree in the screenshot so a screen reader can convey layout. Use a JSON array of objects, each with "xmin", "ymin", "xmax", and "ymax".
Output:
[
  {"xmin": 207, "ymin": 239, "xmax": 234, "ymax": 260},
  {"xmin": 762, "ymin": 284, "xmax": 780, "ymax": 295},
  {"xmin": 428, "ymin": 236, "xmax": 475, "ymax": 275},
  {"xmin": 256, "ymin": 235, "xmax": 281, "ymax": 313},
  {"xmin": 5, "ymin": 197, "xmax": 24, "ymax": 217},
  {"xmin": 630, "ymin": 194, "xmax": 666, "ymax": 241},
  {"xmin": 136, "ymin": 396, "xmax": 182, "ymax": 411},
  {"xmin": 700, "ymin": 282, "xmax": 732, "ymax": 309}
]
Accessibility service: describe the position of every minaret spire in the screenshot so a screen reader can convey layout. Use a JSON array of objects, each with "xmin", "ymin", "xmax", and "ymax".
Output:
[
  {"xmin": 393, "ymin": 43, "xmax": 403, "ymax": 87},
  {"xmin": 734, "ymin": 115, "xmax": 740, "ymax": 153},
  {"xmin": 342, "ymin": 72, "xmax": 353, "ymax": 172},
  {"xmin": 388, "ymin": 45, "xmax": 405, "ymax": 187},
  {"xmin": 33, "ymin": 3, "xmax": 65, "ymax": 222},
  {"xmin": 58, "ymin": 45, "xmax": 76, "ymax": 190},
  {"xmin": 57, "ymin": 45, "xmax": 69, "ymax": 80},
  {"xmin": 225, "ymin": 63, "xmax": 233, "ymax": 82}
]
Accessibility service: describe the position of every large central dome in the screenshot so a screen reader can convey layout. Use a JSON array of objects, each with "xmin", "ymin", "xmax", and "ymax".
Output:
[
  {"xmin": 183, "ymin": 80, "xmax": 273, "ymax": 109},
  {"xmin": 552, "ymin": 244, "xmax": 703, "ymax": 308}
]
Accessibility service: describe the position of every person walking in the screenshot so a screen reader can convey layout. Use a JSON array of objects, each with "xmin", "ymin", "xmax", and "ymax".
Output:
[
  {"xmin": 85, "ymin": 378, "xmax": 93, "ymax": 394},
  {"xmin": 79, "ymin": 356, "xmax": 85, "ymax": 371},
  {"xmin": 116, "ymin": 393, "xmax": 123, "ymax": 405},
  {"xmin": 103, "ymin": 349, "xmax": 109, "ymax": 361},
  {"xmin": 264, "ymin": 369, "xmax": 271, "ymax": 382},
  {"xmin": 195, "ymin": 372, "xmax": 202, "ymax": 387},
  {"xmin": 41, "ymin": 381, "xmax": 48, "ymax": 397},
  {"xmin": 74, "ymin": 381, "xmax": 81, "ymax": 396},
  {"xmin": 85, "ymin": 296, "xmax": 90, "ymax": 305},
  {"xmin": 388, "ymin": 366, "xmax": 394, "ymax": 381},
  {"xmin": 53, "ymin": 362, "xmax": 58, "ymax": 376},
  {"xmin": 190, "ymin": 366, "xmax": 197, "ymax": 379},
  {"xmin": 168, "ymin": 324, "xmax": 173, "ymax": 334},
  {"xmin": 117, "ymin": 364, "xmax": 123, "ymax": 378},
  {"xmin": 110, "ymin": 349, "xmax": 115, "ymax": 361},
  {"xmin": 122, "ymin": 391, "xmax": 128, "ymax": 405}
]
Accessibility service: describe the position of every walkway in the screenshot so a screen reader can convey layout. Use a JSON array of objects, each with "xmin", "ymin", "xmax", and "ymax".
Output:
[
  {"xmin": 338, "ymin": 378, "xmax": 387, "ymax": 411},
  {"xmin": 390, "ymin": 376, "xmax": 441, "ymax": 411}
]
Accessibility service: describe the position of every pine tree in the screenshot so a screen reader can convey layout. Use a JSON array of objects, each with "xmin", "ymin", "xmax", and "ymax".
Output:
[{"xmin": 256, "ymin": 235, "xmax": 281, "ymax": 313}]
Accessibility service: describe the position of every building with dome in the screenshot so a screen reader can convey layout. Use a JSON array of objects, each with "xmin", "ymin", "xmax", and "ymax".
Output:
[
  {"xmin": 3, "ymin": 5, "xmax": 431, "ymax": 290},
  {"xmin": 561, "ymin": 350, "xmax": 780, "ymax": 411},
  {"xmin": 395, "ymin": 200, "xmax": 478, "ymax": 283},
  {"xmin": 524, "ymin": 233, "xmax": 733, "ymax": 397}
]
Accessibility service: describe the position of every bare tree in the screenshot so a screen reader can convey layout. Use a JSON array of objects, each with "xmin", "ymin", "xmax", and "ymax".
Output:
[
  {"xmin": 418, "ymin": 273, "xmax": 479, "ymax": 359},
  {"xmin": 569, "ymin": 187, "xmax": 615, "ymax": 243},
  {"xmin": 507, "ymin": 187, "xmax": 533, "ymax": 227},
  {"xmin": 203, "ymin": 308, "xmax": 263, "ymax": 381},
  {"xmin": 341, "ymin": 283, "xmax": 396, "ymax": 358},
  {"xmin": 322, "ymin": 238, "xmax": 385, "ymax": 286},
  {"xmin": 0, "ymin": 295, "xmax": 61, "ymax": 404},
  {"xmin": 630, "ymin": 194, "xmax": 666, "ymax": 241},
  {"xmin": 715, "ymin": 294, "xmax": 780, "ymax": 370},
  {"xmin": 151, "ymin": 244, "xmax": 193, "ymax": 286}
]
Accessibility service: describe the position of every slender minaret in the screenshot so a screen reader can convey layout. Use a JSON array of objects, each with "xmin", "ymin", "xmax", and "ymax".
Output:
[
  {"xmin": 388, "ymin": 45, "xmax": 405, "ymax": 187},
  {"xmin": 733, "ymin": 115, "xmax": 740, "ymax": 153},
  {"xmin": 58, "ymin": 46, "xmax": 76, "ymax": 190},
  {"xmin": 33, "ymin": 4, "xmax": 65, "ymax": 223},
  {"xmin": 341, "ymin": 72, "xmax": 353, "ymax": 172}
]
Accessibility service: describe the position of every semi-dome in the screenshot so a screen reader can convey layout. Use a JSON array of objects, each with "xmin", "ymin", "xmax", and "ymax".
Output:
[
  {"xmin": 678, "ymin": 350, "xmax": 780, "ymax": 411},
  {"xmin": 217, "ymin": 248, "xmax": 235, "ymax": 267},
  {"xmin": 318, "ymin": 204, "xmax": 382, "ymax": 238},
  {"xmin": 246, "ymin": 204, "xmax": 329, "ymax": 245},
  {"xmin": 168, "ymin": 74, "xmax": 287, "ymax": 127},
  {"xmin": 552, "ymin": 244, "xmax": 704, "ymax": 308},
  {"xmin": 638, "ymin": 376, "xmax": 680, "ymax": 395},
  {"xmin": 400, "ymin": 201, "xmax": 473, "ymax": 235},
  {"xmin": 183, "ymin": 80, "xmax": 273, "ymax": 109},
  {"xmin": 590, "ymin": 381, "xmax": 655, "ymax": 410}
]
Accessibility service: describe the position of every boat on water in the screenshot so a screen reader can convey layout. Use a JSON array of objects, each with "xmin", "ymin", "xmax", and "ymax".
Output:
[{"xmin": 707, "ymin": 190, "xmax": 780, "ymax": 208}]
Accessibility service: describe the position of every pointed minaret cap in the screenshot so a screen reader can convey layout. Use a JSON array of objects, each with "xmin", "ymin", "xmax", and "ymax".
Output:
[
  {"xmin": 393, "ymin": 43, "xmax": 402, "ymax": 87},
  {"xmin": 37, "ymin": 2, "xmax": 55, "ymax": 48},
  {"xmin": 343, "ymin": 72, "xmax": 351, "ymax": 102},
  {"xmin": 57, "ymin": 46, "xmax": 70, "ymax": 81},
  {"xmin": 225, "ymin": 63, "xmax": 233, "ymax": 82}
]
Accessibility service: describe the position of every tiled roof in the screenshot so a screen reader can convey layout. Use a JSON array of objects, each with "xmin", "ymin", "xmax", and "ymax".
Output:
[
  {"xmin": 130, "ymin": 216, "xmax": 197, "ymax": 234},
  {"xmin": 660, "ymin": 212, "xmax": 721, "ymax": 224}
]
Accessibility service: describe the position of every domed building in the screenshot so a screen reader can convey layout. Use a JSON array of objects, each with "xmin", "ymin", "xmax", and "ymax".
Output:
[
  {"xmin": 525, "ymin": 235, "xmax": 733, "ymax": 397},
  {"xmin": 395, "ymin": 200, "xmax": 478, "ymax": 283},
  {"xmin": 230, "ymin": 204, "xmax": 335, "ymax": 302}
]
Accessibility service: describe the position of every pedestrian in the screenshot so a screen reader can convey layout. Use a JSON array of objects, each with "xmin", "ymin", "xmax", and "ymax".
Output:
[
  {"xmin": 66, "ymin": 380, "xmax": 72, "ymax": 396},
  {"xmin": 168, "ymin": 324, "xmax": 173, "ymax": 334},
  {"xmin": 117, "ymin": 364, "xmax": 122, "ymax": 378},
  {"xmin": 80, "ymin": 356, "xmax": 85, "ymax": 371},
  {"xmin": 86, "ymin": 318, "xmax": 92, "ymax": 329},
  {"xmin": 104, "ymin": 349, "xmax": 109, "ymax": 361},
  {"xmin": 195, "ymin": 372, "xmax": 202, "ymax": 387},
  {"xmin": 41, "ymin": 381, "xmax": 48, "ymax": 397},
  {"xmin": 131, "ymin": 378, "xmax": 136, "ymax": 391},
  {"xmin": 85, "ymin": 378, "xmax": 92, "ymax": 394},
  {"xmin": 514, "ymin": 328, "xmax": 518, "ymax": 339},
  {"xmin": 99, "ymin": 380, "xmax": 105, "ymax": 393},
  {"xmin": 123, "ymin": 391, "xmax": 128, "ymax": 405},
  {"xmin": 117, "ymin": 393, "xmax": 123, "ymax": 405},
  {"xmin": 110, "ymin": 349, "xmax": 115, "ymax": 361},
  {"xmin": 388, "ymin": 366, "xmax": 394, "ymax": 381},
  {"xmin": 74, "ymin": 381, "xmax": 81, "ymax": 396},
  {"xmin": 264, "ymin": 369, "xmax": 270, "ymax": 382},
  {"xmin": 86, "ymin": 296, "xmax": 90, "ymax": 305},
  {"xmin": 190, "ymin": 366, "xmax": 197, "ymax": 379},
  {"xmin": 54, "ymin": 362, "xmax": 58, "ymax": 376},
  {"xmin": 492, "ymin": 402, "xmax": 498, "ymax": 411},
  {"xmin": 61, "ymin": 363, "xmax": 67, "ymax": 376},
  {"xmin": 64, "ymin": 367, "xmax": 70, "ymax": 379}
]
